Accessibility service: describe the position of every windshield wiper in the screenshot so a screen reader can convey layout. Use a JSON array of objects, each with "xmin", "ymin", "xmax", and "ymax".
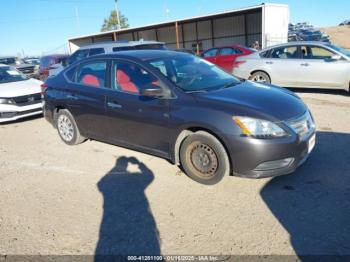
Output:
[{"xmin": 221, "ymin": 80, "xmax": 240, "ymax": 89}]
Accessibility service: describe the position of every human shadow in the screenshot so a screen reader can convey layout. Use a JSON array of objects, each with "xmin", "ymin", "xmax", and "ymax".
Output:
[
  {"xmin": 261, "ymin": 132, "xmax": 350, "ymax": 260},
  {"xmin": 95, "ymin": 156, "xmax": 160, "ymax": 261}
]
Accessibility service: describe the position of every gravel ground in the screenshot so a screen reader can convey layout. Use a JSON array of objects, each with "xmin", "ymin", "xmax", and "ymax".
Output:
[{"xmin": 0, "ymin": 90, "xmax": 349, "ymax": 259}]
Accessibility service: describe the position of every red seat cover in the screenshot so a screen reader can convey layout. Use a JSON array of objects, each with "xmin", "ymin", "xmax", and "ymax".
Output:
[
  {"xmin": 82, "ymin": 74, "xmax": 100, "ymax": 87},
  {"xmin": 116, "ymin": 70, "xmax": 138, "ymax": 93}
]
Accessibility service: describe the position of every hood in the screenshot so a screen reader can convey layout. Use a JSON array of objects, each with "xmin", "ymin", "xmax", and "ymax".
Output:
[
  {"xmin": 0, "ymin": 78, "xmax": 43, "ymax": 97},
  {"xmin": 193, "ymin": 81, "xmax": 307, "ymax": 121}
]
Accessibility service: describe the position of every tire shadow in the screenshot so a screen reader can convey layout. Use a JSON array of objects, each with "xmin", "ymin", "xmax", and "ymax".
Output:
[
  {"xmin": 260, "ymin": 132, "xmax": 350, "ymax": 258},
  {"xmin": 95, "ymin": 156, "xmax": 160, "ymax": 260}
]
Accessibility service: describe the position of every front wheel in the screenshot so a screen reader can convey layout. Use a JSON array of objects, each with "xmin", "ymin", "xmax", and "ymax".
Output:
[
  {"xmin": 55, "ymin": 109, "xmax": 85, "ymax": 145},
  {"xmin": 249, "ymin": 71, "xmax": 271, "ymax": 84},
  {"xmin": 180, "ymin": 131, "xmax": 230, "ymax": 185}
]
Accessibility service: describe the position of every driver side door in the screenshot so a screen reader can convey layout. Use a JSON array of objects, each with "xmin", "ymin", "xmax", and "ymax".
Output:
[
  {"xmin": 103, "ymin": 59, "xmax": 171, "ymax": 156},
  {"xmin": 299, "ymin": 45, "xmax": 348, "ymax": 88}
]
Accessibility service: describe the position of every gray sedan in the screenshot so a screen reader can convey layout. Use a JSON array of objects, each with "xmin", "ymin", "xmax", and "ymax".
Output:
[{"xmin": 233, "ymin": 42, "xmax": 350, "ymax": 92}]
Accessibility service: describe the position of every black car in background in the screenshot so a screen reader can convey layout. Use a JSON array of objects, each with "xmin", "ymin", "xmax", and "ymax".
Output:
[{"xmin": 43, "ymin": 50, "xmax": 316, "ymax": 185}]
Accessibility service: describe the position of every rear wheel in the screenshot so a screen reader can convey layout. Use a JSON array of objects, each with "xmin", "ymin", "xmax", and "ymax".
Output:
[
  {"xmin": 55, "ymin": 109, "xmax": 85, "ymax": 145},
  {"xmin": 180, "ymin": 131, "xmax": 230, "ymax": 185},
  {"xmin": 249, "ymin": 71, "xmax": 271, "ymax": 84}
]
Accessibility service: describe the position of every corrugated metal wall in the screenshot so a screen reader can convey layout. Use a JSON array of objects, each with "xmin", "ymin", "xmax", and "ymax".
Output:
[{"xmin": 70, "ymin": 8, "xmax": 262, "ymax": 53}]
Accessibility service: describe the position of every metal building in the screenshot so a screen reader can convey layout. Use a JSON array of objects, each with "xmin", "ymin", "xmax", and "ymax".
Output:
[{"xmin": 68, "ymin": 3, "xmax": 289, "ymax": 54}]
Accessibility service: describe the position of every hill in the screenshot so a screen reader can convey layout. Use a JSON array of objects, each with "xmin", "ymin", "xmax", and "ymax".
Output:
[{"xmin": 320, "ymin": 25, "xmax": 350, "ymax": 49}]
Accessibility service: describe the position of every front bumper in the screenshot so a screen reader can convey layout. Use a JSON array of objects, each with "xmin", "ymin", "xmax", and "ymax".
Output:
[
  {"xmin": 0, "ymin": 102, "xmax": 43, "ymax": 123},
  {"xmin": 227, "ymin": 131, "xmax": 316, "ymax": 179}
]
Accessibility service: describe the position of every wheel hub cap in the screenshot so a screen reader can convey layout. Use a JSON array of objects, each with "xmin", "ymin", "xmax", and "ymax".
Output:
[
  {"xmin": 190, "ymin": 143, "xmax": 218, "ymax": 176},
  {"xmin": 58, "ymin": 115, "xmax": 74, "ymax": 142}
]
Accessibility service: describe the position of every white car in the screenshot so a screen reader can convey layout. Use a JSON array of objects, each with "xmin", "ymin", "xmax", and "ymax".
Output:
[
  {"xmin": 0, "ymin": 64, "xmax": 43, "ymax": 123},
  {"xmin": 233, "ymin": 42, "xmax": 350, "ymax": 92}
]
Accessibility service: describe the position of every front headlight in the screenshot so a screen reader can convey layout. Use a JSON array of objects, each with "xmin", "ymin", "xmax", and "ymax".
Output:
[
  {"xmin": 233, "ymin": 116, "xmax": 288, "ymax": 138},
  {"xmin": 0, "ymin": 98, "xmax": 15, "ymax": 104}
]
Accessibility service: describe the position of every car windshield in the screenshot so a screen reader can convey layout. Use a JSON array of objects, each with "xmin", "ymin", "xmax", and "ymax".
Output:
[
  {"xmin": 0, "ymin": 66, "xmax": 28, "ymax": 84},
  {"xmin": 147, "ymin": 54, "xmax": 240, "ymax": 92},
  {"xmin": 327, "ymin": 44, "xmax": 350, "ymax": 58}
]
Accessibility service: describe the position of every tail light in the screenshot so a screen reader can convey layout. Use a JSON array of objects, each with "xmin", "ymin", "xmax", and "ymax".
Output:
[
  {"xmin": 40, "ymin": 83, "xmax": 48, "ymax": 96},
  {"xmin": 233, "ymin": 61, "xmax": 246, "ymax": 68}
]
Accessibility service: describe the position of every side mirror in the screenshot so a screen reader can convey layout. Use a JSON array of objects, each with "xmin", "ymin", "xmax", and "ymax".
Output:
[
  {"xmin": 140, "ymin": 87, "xmax": 165, "ymax": 98},
  {"xmin": 330, "ymin": 55, "xmax": 342, "ymax": 61}
]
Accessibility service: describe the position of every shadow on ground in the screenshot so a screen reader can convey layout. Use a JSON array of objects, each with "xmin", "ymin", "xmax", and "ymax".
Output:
[
  {"xmin": 95, "ymin": 156, "xmax": 160, "ymax": 261},
  {"xmin": 261, "ymin": 132, "xmax": 350, "ymax": 258}
]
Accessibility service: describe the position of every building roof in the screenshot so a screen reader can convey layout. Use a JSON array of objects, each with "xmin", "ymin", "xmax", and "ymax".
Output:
[{"xmin": 68, "ymin": 3, "xmax": 287, "ymax": 42}]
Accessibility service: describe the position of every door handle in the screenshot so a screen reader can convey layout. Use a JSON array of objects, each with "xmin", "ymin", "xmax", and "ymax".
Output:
[
  {"xmin": 301, "ymin": 63, "xmax": 310, "ymax": 66},
  {"xmin": 107, "ymin": 101, "xmax": 122, "ymax": 109},
  {"xmin": 67, "ymin": 94, "xmax": 78, "ymax": 100},
  {"xmin": 266, "ymin": 61, "xmax": 273, "ymax": 64}
]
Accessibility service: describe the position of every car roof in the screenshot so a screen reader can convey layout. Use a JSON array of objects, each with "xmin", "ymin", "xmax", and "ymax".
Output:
[
  {"xmin": 41, "ymin": 54, "xmax": 69, "ymax": 58},
  {"xmin": 85, "ymin": 49, "xmax": 188, "ymax": 61},
  {"xmin": 263, "ymin": 41, "xmax": 330, "ymax": 50},
  {"xmin": 78, "ymin": 40, "xmax": 165, "ymax": 50}
]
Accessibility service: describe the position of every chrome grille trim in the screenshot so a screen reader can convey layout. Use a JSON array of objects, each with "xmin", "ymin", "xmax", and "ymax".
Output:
[{"xmin": 286, "ymin": 111, "xmax": 315, "ymax": 139}]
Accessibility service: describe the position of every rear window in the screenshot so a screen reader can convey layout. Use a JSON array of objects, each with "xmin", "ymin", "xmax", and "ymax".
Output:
[
  {"xmin": 134, "ymin": 44, "xmax": 166, "ymax": 50},
  {"xmin": 68, "ymin": 49, "xmax": 89, "ymax": 65},
  {"xmin": 112, "ymin": 46, "xmax": 136, "ymax": 52}
]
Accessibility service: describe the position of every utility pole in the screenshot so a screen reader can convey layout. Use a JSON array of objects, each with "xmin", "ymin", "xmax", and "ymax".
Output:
[{"xmin": 114, "ymin": 0, "xmax": 121, "ymax": 30}]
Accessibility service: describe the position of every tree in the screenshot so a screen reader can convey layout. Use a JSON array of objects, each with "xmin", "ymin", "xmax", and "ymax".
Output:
[{"xmin": 101, "ymin": 10, "xmax": 129, "ymax": 32}]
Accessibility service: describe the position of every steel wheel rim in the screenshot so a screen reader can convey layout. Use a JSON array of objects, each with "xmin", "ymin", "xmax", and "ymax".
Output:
[
  {"xmin": 57, "ymin": 115, "xmax": 74, "ymax": 142},
  {"xmin": 252, "ymin": 74, "xmax": 267, "ymax": 83},
  {"xmin": 187, "ymin": 142, "xmax": 218, "ymax": 179}
]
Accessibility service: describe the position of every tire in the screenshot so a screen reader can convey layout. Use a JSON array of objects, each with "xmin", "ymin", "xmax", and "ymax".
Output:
[
  {"xmin": 179, "ymin": 131, "xmax": 230, "ymax": 185},
  {"xmin": 249, "ymin": 71, "xmax": 271, "ymax": 84},
  {"xmin": 55, "ymin": 109, "xmax": 85, "ymax": 145}
]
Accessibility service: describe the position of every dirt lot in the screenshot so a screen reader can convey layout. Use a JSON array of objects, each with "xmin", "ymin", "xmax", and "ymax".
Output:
[{"xmin": 0, "ymin": 90, "xmax": 350, "ymax": 258}]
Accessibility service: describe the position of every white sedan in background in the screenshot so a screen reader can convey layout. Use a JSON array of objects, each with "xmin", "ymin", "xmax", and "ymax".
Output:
[
  {"xmin": 233, "ymin": 41, "xmax": 350, "ymax": 92},
  {"xmin": 0, "ymin": 64, "xmax": 43, "ymax": 123}
]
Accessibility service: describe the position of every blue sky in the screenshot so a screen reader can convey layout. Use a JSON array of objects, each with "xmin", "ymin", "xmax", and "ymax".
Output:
[{"xmin": 1, "ymin": 0, "xmax": 349, "ymax": 56}]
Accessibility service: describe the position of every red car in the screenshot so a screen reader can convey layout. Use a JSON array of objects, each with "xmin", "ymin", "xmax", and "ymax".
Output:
[
  {"xmin": 39, "ymin": 54, "xmax": 69, "ymax": 80},
  {"xmin": 201, "ymin": 45, "xmax": 255, "ymax": 73}
]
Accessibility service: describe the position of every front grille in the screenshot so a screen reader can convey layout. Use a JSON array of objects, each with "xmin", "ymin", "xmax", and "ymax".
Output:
[
  {"xmin": 12, "ymin": 93, "xmax": 42, "ymax": 106},
  {"xmin": 287, "ymin": 111, "xmax": 315, "ymax": 139},
  {"xmin": 0, "ymin": 108, "xmax": 42, "ymax": 119}
]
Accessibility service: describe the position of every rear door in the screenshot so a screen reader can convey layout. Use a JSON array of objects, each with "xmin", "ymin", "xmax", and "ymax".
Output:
[
  {"xmin": 265, "ymin": 45, "xmax": 303, "ymax": 87},
  {"xmin": 298, "ymin": 45, "xmax": 349, "ymax": 88},
  {"xmin": 216, "ymin": 47, "xmax": 241, "ymax": 72},
  {"xmin": 103, "ymin": 59, "xmax": 171, "ymax": 155},
  {"xmin": 201, "ymin": 48, "xmax": 219, "ymax": 65},
  {"xmin": 64, "ymin": 59, "xmax": 110, "ymax": 139}
]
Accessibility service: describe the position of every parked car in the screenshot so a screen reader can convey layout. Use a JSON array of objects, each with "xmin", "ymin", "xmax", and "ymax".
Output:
[
  {"xmin": 200, "ymin": 45, "xmax": 255, "ymax": 72},
  {"xmin": 0, "ymin": 64, "xmax": 43, "ymax": 123},
  {"xmin": 48, "ymin": 40, "xmax": 167, "ymax": 77},
  {"xmin": 233, "ymin": 41, "xmax": 350, "ymax": 92},
  {"xmin": 0, "ymin": 56, "xmax": 36, "ymax": 78},
  {"xmin": 43, "ymin": 50, "xmax": 316, "ymax": 185},
  {"xmin": 39, "ymin": 54, "xmax": 69, "ymax": 81}
]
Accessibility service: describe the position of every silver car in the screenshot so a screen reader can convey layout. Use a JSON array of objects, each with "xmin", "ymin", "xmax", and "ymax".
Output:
[{"xmin": 233, "ymin": 42, "xmax": 350, "ymax": 92}]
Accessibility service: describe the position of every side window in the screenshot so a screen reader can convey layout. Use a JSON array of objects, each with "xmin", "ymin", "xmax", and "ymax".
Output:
[
  {"xmin": 301, "ymin": 46, "xmax": 335, "ymax": 60},
  {"xmin": 68, "ymin": 49, "xmax": 89, "ymax": 65},
  {"xmin": 112, "ymin": 61, "xmax": 160, "ymax": 94},
  {"xmin": 202, "ymin": 48, "xmax": 218, "ymax": 58},
  {"xmin": 89, "ymin": 48, "xmax": 105, "ymax": 56},
  {"xmin": 270, "ymin": 46, "xmax": 298, "ymax": 59},
  {"xmin": 219, "ymin": 48, "xmax": 237, "ymax": 56},
  {"xmin": 76, "ymin": 61, "xmax": 107, "ymax": 88},
  {"xmin": 112, "ymin": 46, "xmax": 135, "ymax": 52}
]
